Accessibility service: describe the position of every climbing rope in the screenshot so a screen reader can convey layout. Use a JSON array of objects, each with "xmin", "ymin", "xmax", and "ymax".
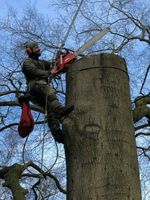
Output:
[
  {"xmin": 60, "ymin": 0, "xmax": 85, "ymax": 49},
  {"xmin": 140, "ymin": 63, "xmax": 150, "ymax": 95},
  {"xmin": 40, "ymin": 76, "xmax": 50, "ymax": 170}
]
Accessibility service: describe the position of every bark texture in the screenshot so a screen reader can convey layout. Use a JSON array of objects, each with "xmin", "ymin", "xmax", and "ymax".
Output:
[
  {"xmin": 0, "ymin": 163, "xmax": 28, "ymax": 200},
  {"xmin": 63, "ymin": 53, "xmax": 141, "ymax": 200},
  {"xmin": 133, "ymin": 96, "xmax": 150, "ymax": 123}
]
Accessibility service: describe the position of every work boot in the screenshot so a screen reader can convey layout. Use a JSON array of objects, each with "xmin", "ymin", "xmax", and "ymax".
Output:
[
  {"xmin": 54, "ymin": 105, "xmax": 74, "ymax": 121},
  {"xmin": 48, "ymin": 118, "xmax": 64, "ymax": 143}
]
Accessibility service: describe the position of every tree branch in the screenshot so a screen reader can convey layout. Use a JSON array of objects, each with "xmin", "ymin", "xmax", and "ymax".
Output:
[
  {"xmin": 0, "ymin": 163, "xmax": 29, "ymax": 200},
  {"xmin": 133, "ymin": 96, "xmax": 150, "ymax": 123},
  {"xmin": 27, "ymin": 162, "xmax": 67, "ymax": 194},
  {"xmin": 0, "ymin": 161, "xmax": 66, "ymax": 199},
  {"xmin": 0, "ymin": 100, "xmax": 44, "ymax": 112}
]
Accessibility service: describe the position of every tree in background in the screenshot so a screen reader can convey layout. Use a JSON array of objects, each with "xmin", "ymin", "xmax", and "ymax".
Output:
[{"xmin": 0, "ymin": 0, "xmax": 150, "ymax": 199}]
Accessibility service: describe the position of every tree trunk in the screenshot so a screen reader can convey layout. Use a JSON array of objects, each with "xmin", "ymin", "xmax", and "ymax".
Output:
[{"xmin": 63, "ymin": 53, "xmax": 141, "ymax": 200}]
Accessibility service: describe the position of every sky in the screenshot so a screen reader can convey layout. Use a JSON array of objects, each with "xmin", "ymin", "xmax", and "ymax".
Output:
[{"xmin": 0, "ymin": 0, "xmax": 54, "ymax": 17}]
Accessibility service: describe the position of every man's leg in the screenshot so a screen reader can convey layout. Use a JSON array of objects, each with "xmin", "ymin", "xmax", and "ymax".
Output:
[
  {"xmin": 29, "ymin": 83, "xmax": 73, "ymax": 143},
  {"xmin": 29, "ymin": 83, "xmax": 64, "ymax": 143},
  {"xmin": 46, "ymin": 86, "xmax": 74, "ymax": 122},
  {"xmin": 47, "ymin": 113, "xmax": 64, "ymax": 143}
]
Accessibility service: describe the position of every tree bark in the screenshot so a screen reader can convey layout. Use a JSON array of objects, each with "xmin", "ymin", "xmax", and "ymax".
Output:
[
  {"xmin": 63, "ymin": 53, "xmax": 141, "ymax": 200},
  {"xmin": 2, "ymin": 163, "xmax": 28, "ymax": 200}
]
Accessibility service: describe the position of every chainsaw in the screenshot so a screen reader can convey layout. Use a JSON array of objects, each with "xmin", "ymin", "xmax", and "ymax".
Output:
[{"xmin": 51, "ymin": 27, "xmax": 110, "ymax": 75}]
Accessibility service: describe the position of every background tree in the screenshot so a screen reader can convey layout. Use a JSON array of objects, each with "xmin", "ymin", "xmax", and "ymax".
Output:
[{"xmin": 0, "ymin": 0, "xmax": 150, "ymax": 199}]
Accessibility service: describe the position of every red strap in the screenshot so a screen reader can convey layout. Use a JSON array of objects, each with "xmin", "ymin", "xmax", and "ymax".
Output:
[{"xmin": 18, "ymin": 102, "xmax": 34, "ymax": 138}]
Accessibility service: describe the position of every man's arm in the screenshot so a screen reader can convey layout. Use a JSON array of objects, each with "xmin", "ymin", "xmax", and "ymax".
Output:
[
  {"xmin": 43, "ymin": 60, "xmax": 53, "ymax": 70},
  {"xmin": 23, "ymin": 59, "xmax": 51, "ymax": 80}
]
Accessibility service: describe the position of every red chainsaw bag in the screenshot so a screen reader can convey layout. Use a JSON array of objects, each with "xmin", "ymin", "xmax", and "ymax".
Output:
[{"xmin": 18, "ymin": 101, "xmax": 34, "ymax": 138}]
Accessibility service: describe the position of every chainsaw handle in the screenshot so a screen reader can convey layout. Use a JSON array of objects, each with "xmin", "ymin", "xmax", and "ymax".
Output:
[{"xmin": 51, "ymin": 52, "xmax": 77, "ymax": 75}]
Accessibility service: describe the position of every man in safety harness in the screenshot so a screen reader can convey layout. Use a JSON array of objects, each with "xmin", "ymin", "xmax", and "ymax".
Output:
[{"xmin": 22, "ymin": 42, "xmax": 74, "ymax": 143}]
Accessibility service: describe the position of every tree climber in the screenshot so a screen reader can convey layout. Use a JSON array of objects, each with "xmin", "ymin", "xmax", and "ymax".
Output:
[{"xmin": 22, "ymin": 42, "xmax": 73, "ymax": 143}]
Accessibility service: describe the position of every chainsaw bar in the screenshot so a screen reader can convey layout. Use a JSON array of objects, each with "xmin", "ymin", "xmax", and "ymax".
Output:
[
  {"xmin": 76, "ymin": 27, "xmax": 110, "ymax": 55},
  {"xmin": 51, "ymin": 27, "xmax": 110, "ymax": 75}
]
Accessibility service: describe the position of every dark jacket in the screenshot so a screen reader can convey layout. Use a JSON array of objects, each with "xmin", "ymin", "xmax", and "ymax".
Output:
[{"xmin": 22, "ymin": 58, "xmax": 52, "ymax": 83}]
